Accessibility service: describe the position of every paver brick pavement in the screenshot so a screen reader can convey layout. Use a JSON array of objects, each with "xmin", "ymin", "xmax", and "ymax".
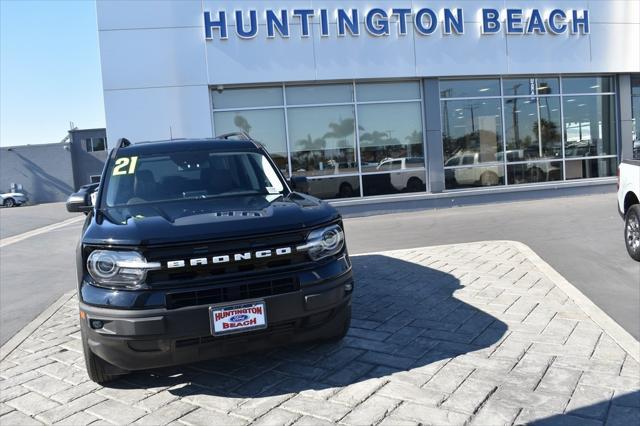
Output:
[{"xmin": 1, "ymin": 241, "xmax": 638, "ymax": 425}]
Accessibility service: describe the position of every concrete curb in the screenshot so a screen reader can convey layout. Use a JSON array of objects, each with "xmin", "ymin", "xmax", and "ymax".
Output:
[
  {"xmin": 0, "ymin": 290, "xmax": 75, "ymax": 361},
  {"xmin": 353, "ymin": 240, "xmax": 640, "ymax": 362},
  {"xmin": 509, "ymin": 240, "xmax": 640, "ymax": 363}
]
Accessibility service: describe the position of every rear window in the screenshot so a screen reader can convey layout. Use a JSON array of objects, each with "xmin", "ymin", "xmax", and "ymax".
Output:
[{"xmin": 103, "ymin": 150, "xmax": 284, "ymax": 207}]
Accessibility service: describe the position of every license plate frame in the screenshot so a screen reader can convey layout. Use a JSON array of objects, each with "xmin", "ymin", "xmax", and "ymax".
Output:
[{"xmin": 209, "ymin": 300, "xmax": 267, "ymax": 336}]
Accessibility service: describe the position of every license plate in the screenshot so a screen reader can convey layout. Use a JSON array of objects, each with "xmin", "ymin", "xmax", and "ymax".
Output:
[{"xmin": 209, "ymin": 301, "xmax": 267, "ymax": 336}]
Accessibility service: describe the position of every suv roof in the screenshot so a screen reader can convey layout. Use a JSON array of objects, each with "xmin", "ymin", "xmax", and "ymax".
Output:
[{"xmin": 114, "ymin": 138, "xmax": 264, "ymax": 156}]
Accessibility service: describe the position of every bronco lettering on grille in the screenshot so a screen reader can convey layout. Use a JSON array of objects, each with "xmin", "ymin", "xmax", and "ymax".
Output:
[{"xmin": 166, "ymin": 247, "xmax": 293, "ymax": 268}]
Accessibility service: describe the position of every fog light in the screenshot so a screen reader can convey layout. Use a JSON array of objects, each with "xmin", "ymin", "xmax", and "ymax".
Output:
[
  {"xmin": 90, "ymin": 319, "xmax": 104, "ymax": 330},
  {"xmin": 344, "ymin": 283, "xmax": 353, "ymax": 292}
]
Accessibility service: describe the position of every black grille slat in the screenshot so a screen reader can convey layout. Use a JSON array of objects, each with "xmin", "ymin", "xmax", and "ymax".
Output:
[
  {"xmin": 165, "ymin": 277, "xmax": 299, "ymax": 309},
  {"xmin": 142, "ymin": 230, "xmax": 310, "ymax": 287}
]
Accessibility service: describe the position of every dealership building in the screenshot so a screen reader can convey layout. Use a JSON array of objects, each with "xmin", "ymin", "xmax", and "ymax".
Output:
[{"xmin": 96, "ymin": 1, "xmax": 640, "ymax": 209}]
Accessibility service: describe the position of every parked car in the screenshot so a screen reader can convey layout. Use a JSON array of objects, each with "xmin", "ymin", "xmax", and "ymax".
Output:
[
  {"xmin": 376, "ymin": 157, "xmax": 426, "ymax": 192},
  {"xmin": 66, "ymin": 133, "xmax": 353, "ymax": 383},
  {"xmin": 0, "ymin": 191, "xmax": 28, "ymax": 207},
  {"xmin": 445, "ymin": 152, "xmax": 503, "ymax": 186},
  {"xmin": 617, "ymin": 159, "xmax": 640, "ymax": 261}
]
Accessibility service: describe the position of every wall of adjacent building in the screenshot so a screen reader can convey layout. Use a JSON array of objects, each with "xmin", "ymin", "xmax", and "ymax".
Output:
[
  {"xmin": 69, "ymin": 128, "xmax": 109, "ymax": 188},
  {"xmin": 0, "ymin": 143, "xmax": 75, "ymax": 204}
]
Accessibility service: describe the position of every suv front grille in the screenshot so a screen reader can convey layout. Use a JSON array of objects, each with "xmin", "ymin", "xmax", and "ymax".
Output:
[
  {"xmin": 165, "ymin": 276, "xmax": 299, "ymax": 309},
  {"xmin": 142, "ymin": 230, "xmax": 310, "ymax": 287}
]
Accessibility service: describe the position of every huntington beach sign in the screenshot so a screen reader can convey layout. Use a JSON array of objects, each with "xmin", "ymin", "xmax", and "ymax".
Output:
[{"xmin": 203, "ymin": 7, "xmax": 590, "ymax": 40}]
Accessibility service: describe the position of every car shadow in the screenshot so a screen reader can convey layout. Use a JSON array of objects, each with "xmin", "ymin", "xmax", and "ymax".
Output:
[
  {"xmin": 104, "ymin": 254, "xmax": 508, "ymax": 399},
  {"xmin": 531, "ymin": 390, "xmax": 640, "ymax": 425}
]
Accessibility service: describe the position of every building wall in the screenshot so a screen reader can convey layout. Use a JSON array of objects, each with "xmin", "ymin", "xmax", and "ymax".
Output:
[
  {"xmin": 96, "ymin": 0, "xmax": 640, "ymax": 144},
  {"xmin": 0, "ymin": 143, "xmax": 75, "ymax": 204},
  {"xmin": 69, "ymin": 128, "xmax": 109, "ymax": 189}
]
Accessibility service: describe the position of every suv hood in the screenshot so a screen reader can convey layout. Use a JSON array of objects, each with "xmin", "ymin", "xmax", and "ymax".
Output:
[{"xmin": 83, "ymin": 193, "xmax": 339, "ymax": 246}]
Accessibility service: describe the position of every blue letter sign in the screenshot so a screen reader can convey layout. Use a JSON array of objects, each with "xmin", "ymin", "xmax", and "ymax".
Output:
[{"xmin": 202, "ymin": 7, "xmax": 590, "ymax": 40}]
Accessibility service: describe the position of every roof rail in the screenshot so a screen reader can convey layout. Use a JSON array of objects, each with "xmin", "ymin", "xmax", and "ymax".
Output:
[
  {"xmin": 215, "ymin": 132, "xmax": 262, "ymax": 149},
  {"xmin": 215, "ymin": 132, "xmax": 253, "ymax": 141},
  {"xmin": 110, "ymin": 137, "xmax": 131, "ymax": 159}
]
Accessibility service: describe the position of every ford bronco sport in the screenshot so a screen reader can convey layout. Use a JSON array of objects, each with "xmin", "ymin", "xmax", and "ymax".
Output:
[{"xmin": 66, "ymin": 133, "xmax": 353, "ymax": 383}]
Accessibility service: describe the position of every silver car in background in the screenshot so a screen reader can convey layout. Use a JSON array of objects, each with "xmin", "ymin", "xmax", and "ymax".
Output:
[{"xmin": 0, "ymin": 191, "xmax": 28, "ymax": 207}]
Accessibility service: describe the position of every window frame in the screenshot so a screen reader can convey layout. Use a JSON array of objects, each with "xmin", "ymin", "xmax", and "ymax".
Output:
[
  {"xmin": 84, "ymin": 137, "xmax": 106, "ymax": 153},
  {"xmin": 211, "ymin": 80, "xmax": 428, "ymax": 200},
  {"xmin": 440, "ymin": 74, "xmax": 618, "ymax": 190}
]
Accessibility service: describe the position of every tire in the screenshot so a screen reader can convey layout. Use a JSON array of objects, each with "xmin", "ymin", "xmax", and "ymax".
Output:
[
  {"xmin": 479, "ymin": 171, "xmax": 499, "ymax": 186},
  {"xmin": 406, "ymin": 177, "xmax": 424, "ymax": 192},
  {"xmin": 328, "ymin": 304, "xmax": 351, "ymax": 341},
  {"xmin": 624, "ymin": 205, "xmax": 640, "ymax": 262},
  {"xmin": 339, "ymin": 183, "xmax": 354, "ymax": 198},
  {"xmin": 81, "ymin": 329, "xmax": 118, "ymax": 384},
  {"xmin": 3, "ymin": 198, "xmax": 15, "ymax": 208},
  {"xmin": 529, "ymin": 167, "xmax": 545, "ymax": 182}
]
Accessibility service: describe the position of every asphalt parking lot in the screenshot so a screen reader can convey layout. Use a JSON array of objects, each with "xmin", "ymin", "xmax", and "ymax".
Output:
[{"xmin": 0, "ymin": 202, "xmax": 77, "ymax": 239}]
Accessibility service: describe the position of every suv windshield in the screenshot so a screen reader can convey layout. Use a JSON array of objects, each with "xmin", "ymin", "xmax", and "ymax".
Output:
[{"xmin": 103, "ymin": 149, "xmax": 285, "ymax": 207}]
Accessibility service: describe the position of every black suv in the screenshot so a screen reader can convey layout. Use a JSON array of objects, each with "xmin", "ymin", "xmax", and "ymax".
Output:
[{"xmin": 67, "ymin": 134, "xmax": 353, "ymax": 383}]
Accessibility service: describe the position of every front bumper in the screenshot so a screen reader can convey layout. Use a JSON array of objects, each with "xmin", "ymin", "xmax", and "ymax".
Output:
[{"xmin": 79, "ymin": 257, "xmax": 353, "ymax": 371}]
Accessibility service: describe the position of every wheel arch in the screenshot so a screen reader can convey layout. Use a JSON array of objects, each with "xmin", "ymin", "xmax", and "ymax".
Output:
[{"xmin": 624, "ymin": 191, "xmax": 639, "ymax": 214}]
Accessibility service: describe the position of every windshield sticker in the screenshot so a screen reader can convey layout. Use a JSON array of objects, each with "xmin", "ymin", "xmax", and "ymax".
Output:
[{"xmin": 112, "ymin": 156, "xmax": 139, "ymax": 176}]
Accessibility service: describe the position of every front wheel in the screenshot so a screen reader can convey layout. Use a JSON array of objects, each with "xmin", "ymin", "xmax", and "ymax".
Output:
[
  {"xmin": 480, "ymin": 171, "xmax": 499, "ymax": 186},
  {"xmin": 625, "ymin": 205, "xmax": 640, "ymax": 261},
  {"xmin": 81, "ymin": 329, "xmax": 120, "ymax": 384},
  {"xmin": 339, "ymin": 183, "xmax": 354, "ymax": 198},
  {"xmin": 328, "ymin": 304, "xmax": 351, "ymax": 341},
  {"xmin": 3, "ymin": 198, "xmax": 15, "ymax": 208}
]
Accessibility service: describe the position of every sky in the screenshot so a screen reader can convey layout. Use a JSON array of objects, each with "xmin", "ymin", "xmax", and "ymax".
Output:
[{"xmin": 1, "ymin": 0, "xmax": 105, "ymax": 147}]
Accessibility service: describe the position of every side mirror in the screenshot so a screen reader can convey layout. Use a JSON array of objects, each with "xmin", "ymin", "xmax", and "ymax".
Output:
[
  {"xmin": 289, "ymin": 176, "xmax": 309, "ymax": 194},
  {"xmin": 66, "ymin": 183, "xmax": 98, "ymax": 213},
  {"xmin": 66, "ymin": 193, "xmax": 92, "ymax": 213}
]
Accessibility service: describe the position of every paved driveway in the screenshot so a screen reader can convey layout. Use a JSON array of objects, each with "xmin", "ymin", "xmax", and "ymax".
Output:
[
  {"xmin": 344, "ymin": 192, "xmax": 640, "ymax": 340},
  {"xmin": 1, "ymin": 242, "xmax": 637, "ymax": 425}
]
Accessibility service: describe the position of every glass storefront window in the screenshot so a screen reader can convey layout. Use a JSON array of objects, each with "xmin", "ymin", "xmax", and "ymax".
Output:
[
  {"xmin": 286, "ymin": 84, "xmax": 353, "ymax": 105},
  {"xmin": 362, "ymin": 170, "xmax": 426, "ymax": 196},
  {"xmin": 307, "ymin": 175, "xmax": 360, "ymax": 199},
  {"xmin": 441, "ymin": 75, "xmax": 617, "ymax": 190},
  {"xmin": 213, "ymin": 109, "xmax": 288, "ymax": 175},
  {"xmin": 504, "ymin": 96, "xmax": 562, "ymax": 160},
  {"xmin": 442, "ymin": 98, "xmax": 503, "ymax": 165},
  {"xmin": 562, "ymin": 76, "xmax": 614, "ymax": 94},
  {"xmin": 507, "ymin": 161, "xmax": 563, "ymax": 184},
  {"xmin": 440, "ymin": 79, "xmax": 500, "ymax": 98},
  {"xmin": 288, "ymin": 105, "xmax": 357, "ymax": 177},
  {"xmin": 503, "ymin": 77, "xmax": 560, "ymax": 96},
  {"xmin": 445, "ymin": 165, "xmax": 504, "ymax": 189},
  {"xmin": 356, "ymin": 81, "xmax": 421, "ymax": 102},
  {"xmin": 565, "ymin": 158, "xmax": 616, "ymax": 179},
  {"xmin": 563, "ymin": 95, "xmax": 616, "ymax": 157},
  {"xmin": 357, "ymin": 102, "xmax": 424, "ymax": 173},
  {"xmin": 212, "ymin": 86, "xmax": 283, "ymax": 109}
]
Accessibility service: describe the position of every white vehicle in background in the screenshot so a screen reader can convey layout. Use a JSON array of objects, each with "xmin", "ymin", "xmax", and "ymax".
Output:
[
  {"xmin": 618, "ymin": 159, "xmax": 640, "ymax": 261},
  {"xmin": 0, "ymin": 191, "xmax": 28, "ymax": 207},
  {"xmin": 376, "ymin": 157, "xmax": 426, "ymax": 192}
]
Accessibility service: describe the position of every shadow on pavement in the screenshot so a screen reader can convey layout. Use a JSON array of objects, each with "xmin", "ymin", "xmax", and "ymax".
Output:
[
  {"xmin": 531, "ymin": 391, "xmax": 640, "ymax": 425},
  {"xmin": 104, "ymin": 254, "xmax": 509, "ymax": 399}
]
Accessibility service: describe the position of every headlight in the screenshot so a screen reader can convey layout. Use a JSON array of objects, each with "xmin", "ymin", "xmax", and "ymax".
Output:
[
  {"xmin": 297, "ymin": 224, "xmax": 345, "ymax": 261},
  {"xmin": 86, "ymin": 250, "xmax": 160, "ymax": 289}
]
